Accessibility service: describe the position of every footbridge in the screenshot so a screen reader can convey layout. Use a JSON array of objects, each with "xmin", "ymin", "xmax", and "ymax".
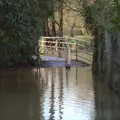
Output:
[{"xmin": 39, "ymin": 36, "xmax": 93, "ymax": 67}]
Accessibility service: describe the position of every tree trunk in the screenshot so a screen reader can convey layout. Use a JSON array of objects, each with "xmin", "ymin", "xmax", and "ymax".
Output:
[
  {"xmin": 59, "ymin": 0, "xmax": 63, "ymax": 37},
  {"xmin": 45, "ymin": 19, "xmax": 50, "ymax": 36},
  {"xmin": 93, "ymin": 30, "xmax": 120, "ymax": 93}
]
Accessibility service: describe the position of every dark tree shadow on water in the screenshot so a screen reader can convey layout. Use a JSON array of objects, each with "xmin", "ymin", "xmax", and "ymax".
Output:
[
  {"xmin": 94, "ymin": 76, "xmax": 120, "ymax": 120},
  {"xmin": 0, "ymin": 68, "xmax": 45, "ymax": 120}
]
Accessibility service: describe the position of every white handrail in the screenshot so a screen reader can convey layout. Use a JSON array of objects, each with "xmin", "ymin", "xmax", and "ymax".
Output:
[{"xmin": 39, "ymin": 36, "xmax": 93, "ymax": 65}]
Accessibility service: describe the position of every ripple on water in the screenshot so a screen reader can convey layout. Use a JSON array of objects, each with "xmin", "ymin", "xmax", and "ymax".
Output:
[{"xmin": 39, "ymin": 67, "xmax": 95, "ymax": 120}]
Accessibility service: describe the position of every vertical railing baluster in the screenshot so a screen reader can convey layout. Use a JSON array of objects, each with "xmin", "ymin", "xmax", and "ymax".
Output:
[
  {"xmin": 76, "ymin": 40, "xmax": 78, "ymax": 61},
  {"xmin": 56, "ymin": 39, "xmax": 58, "ymax": 56}
]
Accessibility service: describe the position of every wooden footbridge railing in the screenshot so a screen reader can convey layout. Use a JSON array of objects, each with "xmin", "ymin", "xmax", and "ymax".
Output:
[{"xmin": 39, "ymin": 36, "xmax": 93, "ymax": 65}]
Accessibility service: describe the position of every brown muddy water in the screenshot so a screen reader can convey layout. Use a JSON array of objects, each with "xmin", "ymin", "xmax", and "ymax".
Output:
[{"xmin": 0, "ymin": 67, "xmax": 119, "ymax": 120}]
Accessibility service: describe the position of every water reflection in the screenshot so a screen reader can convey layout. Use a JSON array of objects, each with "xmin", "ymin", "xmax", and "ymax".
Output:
[
  {"xmin": 0, "ymin": 67, "xmax": 95, "ymax": 120},
  {"xmin": 0, "ymin": 69, "xmax": 41, "ymax": 120}
]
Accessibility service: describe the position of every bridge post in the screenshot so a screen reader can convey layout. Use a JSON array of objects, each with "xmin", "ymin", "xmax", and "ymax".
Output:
[
  {"xmin": 40, "ymin": 37, "xmax": 45, "ymax": 55},
  {"xmin": 65, "ymin": 39, "xmax": 71, "ymax": 67},
  {"xmin": 55, "ymin": 39, "xmax": 58, "ymax": 56},
  {"xmin": 76, "ymin": 41, "xmax": 78, "ymax": 61}
]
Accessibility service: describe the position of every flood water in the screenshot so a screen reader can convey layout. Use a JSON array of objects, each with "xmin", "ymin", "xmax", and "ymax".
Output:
[{"xmin": 0, "ymin": 67, "xmax": 95, "ymax": 120}]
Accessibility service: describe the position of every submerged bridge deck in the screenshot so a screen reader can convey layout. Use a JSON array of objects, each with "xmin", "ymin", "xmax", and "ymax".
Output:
[
  {"xmin": 41, "ymin": 56, "xmax": 89, "ymax": 67},
  {"xmin": 41, "ymin": 56, "xmax": 65, "ymax": 61}
]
